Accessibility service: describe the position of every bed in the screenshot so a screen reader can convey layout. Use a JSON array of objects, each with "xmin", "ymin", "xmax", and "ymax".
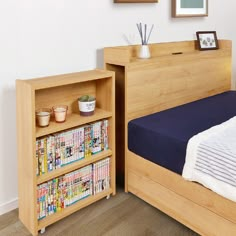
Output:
[
  {"xmin": 128, "ymin": 91, "xmax": 236, "ymax": 176},
  {"xmin": 104, "ymin": 40, "xmax": 236, "ymax": 235}
]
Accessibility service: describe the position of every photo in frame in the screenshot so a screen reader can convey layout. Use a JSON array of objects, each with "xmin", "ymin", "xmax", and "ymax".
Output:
[
  {"xmin": 172, "ymin": 0, "xmax": 208, "ymax": 17},
  {"xmin": 196, "ymin": 31, "xmax": 219, "ymax": 51}
]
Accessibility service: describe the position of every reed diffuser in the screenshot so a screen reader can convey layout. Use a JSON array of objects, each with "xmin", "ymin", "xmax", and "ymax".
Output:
[{"xmin": 136, "ymin": 23, "xmax": 154, "ymax": 59}]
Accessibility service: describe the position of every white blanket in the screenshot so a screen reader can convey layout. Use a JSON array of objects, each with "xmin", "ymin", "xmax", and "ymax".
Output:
[{"xmin": 182, "ymin": 116, "xmax": 236, "ymax": 202}]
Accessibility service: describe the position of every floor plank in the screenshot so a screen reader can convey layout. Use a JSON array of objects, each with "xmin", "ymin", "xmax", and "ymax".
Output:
[{"xmin": 0, "ymin": 189, "xmax": 198, "ymax": 236}]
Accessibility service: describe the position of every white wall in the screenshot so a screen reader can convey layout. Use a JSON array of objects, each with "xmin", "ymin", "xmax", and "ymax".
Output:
[{"xmin": 0, "ymin": 0, "xmax": 235, "ymax": 215}]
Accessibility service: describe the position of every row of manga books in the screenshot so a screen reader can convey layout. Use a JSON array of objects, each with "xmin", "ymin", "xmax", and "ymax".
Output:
[
  {"xmin": 36, "ymin": 120, "xmax": 109, "ymax": 176},
  {"xmin": 37, "ymin": 158, "xmax": 110, "ymax": 220}
]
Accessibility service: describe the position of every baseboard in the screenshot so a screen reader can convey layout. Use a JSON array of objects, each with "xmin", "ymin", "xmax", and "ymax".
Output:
[{"xmin": 0, "ymin": 198, "xmax": 18, "ymax": 216}]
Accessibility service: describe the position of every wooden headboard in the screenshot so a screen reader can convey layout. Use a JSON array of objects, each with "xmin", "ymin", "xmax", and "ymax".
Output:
[{"xmin": 104, "ymin": 40, "xmax": 232, "ymax": 182}]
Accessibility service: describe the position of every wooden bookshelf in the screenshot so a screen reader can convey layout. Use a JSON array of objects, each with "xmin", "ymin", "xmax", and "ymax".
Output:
[{"xmin": 16, "ymin": 69, "xmax": 116, "ymax": 236}]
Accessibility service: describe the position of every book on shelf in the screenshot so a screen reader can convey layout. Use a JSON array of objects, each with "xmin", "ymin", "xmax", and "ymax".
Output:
[
  {"xmin": 84, "ymin": 125, "xmax": 92, "ymax": 158},
  {"xmin": 78, "ymin": 127, "xmax": 85, "ymax": 160},
  {"xmin": 36, "ymin": 158, "xmax": 110, "ymax": 220},
  {"xmin": 101, "ymin": 120, "xmax": 109, "ymax": 151},
  {"xmin": 36, "ymin": 120, "xmax": 109, "ymax": 176},
  {"xmin": 92, "ymin": 121, "xmax": 102, "ymax": 154},
  {"xmin": 93, "ymin": 158, "xmax": 110, "ymax": 195},
  {"xmin": 37, "ymin": 138, "xmax": 47, "ymax": 176}
]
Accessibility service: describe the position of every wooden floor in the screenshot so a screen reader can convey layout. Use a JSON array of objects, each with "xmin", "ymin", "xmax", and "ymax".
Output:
[{"xmin": 0, "ymin": 188, "xmax": 199, "ymax": 236}]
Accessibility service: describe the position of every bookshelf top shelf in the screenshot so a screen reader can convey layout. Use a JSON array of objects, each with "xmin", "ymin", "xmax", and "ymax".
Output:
[
  {"xmin": 17, "ymin": 69, "xmax": 114, "ymax": 90},
  {"xmin": 36, "ymin": 108, "xmax": 112, "ymax": 138}
]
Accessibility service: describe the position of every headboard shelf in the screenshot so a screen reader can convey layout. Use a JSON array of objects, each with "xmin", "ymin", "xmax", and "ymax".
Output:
[{"xmin": 104, "ymin": 40, "xmax": 231, "ymax": 65}]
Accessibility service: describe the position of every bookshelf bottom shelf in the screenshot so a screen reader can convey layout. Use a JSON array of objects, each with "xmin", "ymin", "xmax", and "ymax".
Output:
[{"xmin": 38, "ymin": 188, "xmax": 113, "ymax": 231}]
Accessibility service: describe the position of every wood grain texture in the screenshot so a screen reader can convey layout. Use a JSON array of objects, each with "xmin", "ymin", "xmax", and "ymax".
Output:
[
  {"xmin": 128, "ymin": 170, "xmax": 236, "ymax": 236},
  {"xmin": 126, "ymin": 47, "xmax": 231, "ymax": 121},
  {"xmin": 104, "ymin": 40, "xmax": 234, "ymax": 236},
  {"xmin": 104, "ymin": 40, "xmax": 231, "ymax": 64},
  {"xmin": 16, "ymin": 80, "xmax": 38, "ymax": 236},
  {"xmin": 21, "ymin": 69, "xmax": 113, "ymax": 90},
  {"xmin": 128, "ymin": 151, "xmax": 236, "ymax": 235},
  {"xmin": 0, "ymin": 189, "xmax": 198, "ymax": 236}
]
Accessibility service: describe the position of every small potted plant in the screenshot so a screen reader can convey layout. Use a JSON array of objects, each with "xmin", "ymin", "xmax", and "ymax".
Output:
[{"xmin": 78, "ymin": 95, "xmax": 96, "ymax": 116}]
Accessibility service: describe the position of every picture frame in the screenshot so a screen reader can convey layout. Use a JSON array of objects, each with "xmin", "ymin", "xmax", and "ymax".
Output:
[
  {"xmin": 114, "ymin": 0, "xmax": 158, "ymax": 3},
  {"xmin": 196, "ymin": 31, "xmax": 219, "ymax": 51},
  {"xmin": 172, "ymin": 0, "xmax": 208, "ymax": 17}
]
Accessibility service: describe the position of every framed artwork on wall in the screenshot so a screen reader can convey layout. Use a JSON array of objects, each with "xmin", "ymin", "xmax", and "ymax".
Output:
[
  {"xmin": 196, "ymin": 31, "xmax": 219, "ymax": 51},
  {"xmin": 172, "ymin": 0, "xmax": 208, "ymax": 17},
  {"xmin": 114, "ymin": 0, "xmax": 158, "ymax": 3}
]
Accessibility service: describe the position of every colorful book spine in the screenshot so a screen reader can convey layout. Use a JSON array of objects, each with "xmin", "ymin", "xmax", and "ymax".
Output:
[
  {"xmin": 104, "ymin": 120, "xmax": 109, "ymax": 150},
  {"xmin": 47, "ymin": 136, "xmax": 53, "ymax": 172},
  {"xmin": 37, "ymin": 183, "xmax": 47, "ymax": 220},
  {"xmin": 72, "ymin": 129, "xmax": 77, "ymax": 162},
  {"xmin": 78, "ymin": 127, "xmax": 85, "ymax": 160},
  {"xmin": 36, "ymin": 140, "xmax": 39, "ymax": 176},
  {"xmin": 92, "ymin": 121, "xmax": 102, "ymax": 154},
  {"xmin": 93, "ymin": 158, "xmax": 110, "ymax": 195},
  {"xmin": 38, "ymin": 139, "xmax": 44, "ymax": 175},
  {"xmin": 101, "ymin": 120, "xmax": 109, "ymax": 151},
  {"xmin": 57, "ymin": 176, "xmax": 64, "ymax": 211},
  {"xmin": 84, "ymin": 125, "xmax": 92, "ymax": 158},
  {"xmin": 105, "ymin": 158, "xmax": 110, "ymax": 190},
  {"xmin": 55, "ymin": 134, "xmax": 61, "ymax": 169},
  {"xmin": 44, "ymin": 138, "xmax": 48, "ymax": 174},
  {"xmin": 60, "ymin": 132, "xmax": 66, "ymax": 166}
]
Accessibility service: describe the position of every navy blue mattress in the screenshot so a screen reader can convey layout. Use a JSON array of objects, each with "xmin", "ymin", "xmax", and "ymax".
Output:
[{"xmin": 128, "ymin": 91, "xmax": 236, "ymax": 175}]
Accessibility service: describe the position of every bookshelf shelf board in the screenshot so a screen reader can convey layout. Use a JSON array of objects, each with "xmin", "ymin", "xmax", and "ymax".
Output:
[
  {"xmin": 38, "ymin": 188, "xmax": 113, "ymax": 230},
  {"xmin": 36, "ymin": 108, "xmax": 112, "ymax": 138},
  {"xmin": 37, "ymin": 149, "xmax": 113, "ymax": 185},
  {"xmin": 26, "ymin": 69, "xmax": 113, "ymax": 90}
]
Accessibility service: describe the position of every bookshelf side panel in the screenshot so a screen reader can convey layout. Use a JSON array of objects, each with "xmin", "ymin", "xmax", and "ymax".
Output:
[
  {"xmin": 16, "ymin": 80, "xmax": 37, "ymax": 235},
  {"xmin": 96, "ymin": 75, "xmax": 116, "ymax": 194}
]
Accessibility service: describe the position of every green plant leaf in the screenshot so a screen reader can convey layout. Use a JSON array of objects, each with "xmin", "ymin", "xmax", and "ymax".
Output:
[{"xmin": 79, "ymin": 95, "xmax": 95, "ymax": 102}]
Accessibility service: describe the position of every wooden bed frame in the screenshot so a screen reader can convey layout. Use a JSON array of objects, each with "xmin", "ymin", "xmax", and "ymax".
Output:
[{"xmin": 104, "ymin": 40, "xmax": 236, "ymax": 235}]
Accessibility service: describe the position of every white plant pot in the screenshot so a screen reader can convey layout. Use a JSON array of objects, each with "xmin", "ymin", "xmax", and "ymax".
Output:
[{"xmin": 78, "ymin": 100, "xmax": 96, "ymax": 116}]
